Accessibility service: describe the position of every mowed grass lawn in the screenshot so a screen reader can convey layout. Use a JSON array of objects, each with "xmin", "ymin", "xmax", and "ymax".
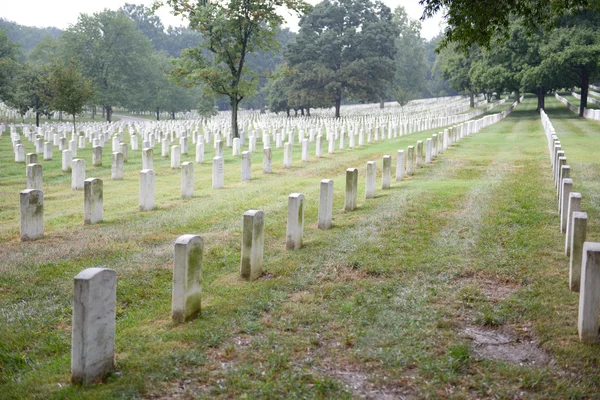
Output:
[{"xmin": 1, "ymin": 96, "xmax": 600, "ymax": 398}]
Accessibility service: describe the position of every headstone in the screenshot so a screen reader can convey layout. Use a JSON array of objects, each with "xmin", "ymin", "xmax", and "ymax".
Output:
[
  {"xmin": 232, "ymin": 138, "xmax": 240, "ymax": 156},
  {"xmin": 318, "ymin": 179, "xmax": 334, "ymax": 230},
  {"xmin": 15, "ymin": 144, "xmax": 25, "ymax": 163},
  {"xmin": 112, "ymin": 136, "xmax": 120, "ymax": 153},
  {"xmin": 416, "ymin": 141, "xmax": 423, "ymax": 168},
  {"xmin": 286, "ymin": 193, "xmax": 305, "ymax": 250},
  {"xmin": 139, "ymin": 169, "xmax": 156, "ymax": 211},
  {"xmin": 181, "ymin": 162, "xmax": 194, "ymax": 199},
  {"xmin": 284, "ymin": 142, "xmax": 292, "ymax": 168},
  {"xmin": 212, "ymin": 156, "xmax": 224, "ymax": 189},
  {"xmin": 263, "ymin": 147, "xmax": 272, "ymax": 173},
  {"xmin": 70, "ymin": 140, "xmax": 77, "ymax": 158},
  {"xmin": 27, "ymin": 163, "xmax": 43, "ymax": 190},
  {"xmin": 570, "ymin": 212, "xmax": 588, "ymax": 292},
  {"xmin": 20, "ymin": 189, "xmax": 43, "ymax": 241},
  {"xmin": 241, "ymin": 151, "xmax": 251, "ymax": 181},
  {"xmin": 216, "ymin": 140, "xmax": 224, "ymax": 158},
  {"xmin": 111, "ymin": 152, "xmax": 124, "ymax": 180},
  {"xmin": 71, "ymin": 268, "xmax": 116, "ymax": 385},
  {"xmin": 26, "ymin": 153, "xmax": 38, "ymax": 167},
  {"xmin": 180, "ymin": 136, "xmax": 188, "ymax": 155},
  {"xmin": 162, "ymin": 138, "xmax": 170, "ymax": 158},
  {"xmin": 345, "ymin": 168, "xmax": 358, "ymax": 211},
  {"xmin": 302, "ymin": 139, "xmax": 309, "ymax": 162},
  {"xmin": 119, "ymin": 143, "xmax": 128, "ymax": 163},
  {"xmin": 240, "ymin": 210, "xmax": 265, "ymax": 280},
  {"xmin": 425, "ymin": 138, "xmax": 432, "ymax": 163},
  {"xmin": 365, "ymin": 161, "xmax": 376, "ymax": 199},
  {"xmin": 578, "ymin": 242, "xmax": 600, "ymax": 343},
  {"xmin": 382, "ymin": 156, "xmax": 391, "ymax": 189},
  {"xmin": 316, "ymin": 135, "xmax": 323, "ymax": 158},
  {"xmin": 195, "ymin": 142, "xmax": 204, "ymax": 164},
  {"xmin": 72, "ymin": 159, "xmax": 86, "ymax": 190},
  {"xmin": 84, "ymin": 178, "xmax": 103, "ymax": 224},
  {"xmin": 396, "ymin": 150, "xmax": 405, "ymax": 181},
  {"xmin": 560, "ymin": 178, "xmax": 573, "ymax": 232},
  {"xmin": 565, "ymin": 192, "xmax": 582, "ymax": 256},
  {"xmin": 172, "ymin": 235, "xmax": 203, "ymax": 323},
  {"xmin": 44, "ymin": 142, "xmax": 53, "ymax": 161},
  {"xmin": 407, "ymin": 146, "xmax": 414, "ymax": 176},
  {"xmin": 92, "ymin": 146, "xmax": 102, "ymax": 167},
  {"xmin": 142, "ymin": 148, "xmax": 153, "ymax": 170},
  {"xmin": 171, "ymin": 145, "xmax": 181, "ymax": 169},
  {"xmin": 78, "ymin": 135, "xmax": 86, "ymax": 149}
]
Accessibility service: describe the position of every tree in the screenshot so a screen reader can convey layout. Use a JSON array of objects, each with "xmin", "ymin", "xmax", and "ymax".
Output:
[
  {"xmin": 5, "ymin": 63, "xmax": 52, "ymax": 126},
  {"xmin": 419, "ymin": 0, "xmax": 600, "ymax": 49},
  {"xmin": 392, "ymin": 6, "xmax": 427, "ymax": 107},
  {"xmin": 62, "ymin": 10, "xmax": 154, "ymax": 122},
  {"xmin": 44, "ymin": 59, "xmax": 94, "ymax": 131},
  {"xmin": 439, "ymin": 44, "xmax": 480, "ymax": 107},
  {"xmin": 286, "ymin": 0, "xmax": 398, "ymax": 118},
  {"xmin": 540, "ymin": 12, "xmax": 600, "ymax": 116},
  {"xmin": 165, "ymin": 0, "xmax": 310, "ymax": 138},
  {"xmin": 0, "ymin": 29, "xmax": 21, "ymax": 104}
]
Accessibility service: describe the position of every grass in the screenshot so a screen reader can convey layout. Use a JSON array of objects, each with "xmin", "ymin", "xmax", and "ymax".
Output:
[{"xmin": 1, "ymin": 95, "xmax": 600, "ymax": 398}]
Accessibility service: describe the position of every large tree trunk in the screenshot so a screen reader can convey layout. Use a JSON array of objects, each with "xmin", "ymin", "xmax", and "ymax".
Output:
[
  {"xmin": 286, "ymin": 108, "xmax": 290, "ymax": 117},
  {"xmin": 580, "ymin": 69, "xmax": 590, "ymax": 117},
  {"xmin": 91, "ymin": 106, "xmax": 96, "ymax": 120},
  {"xmin": 379, "ymin": 100, "xmax": 385, "ymax": 109},
  {"xmin": 515, "ymin": 89, "xmax": 521, "ymax": 103},
  {"xmin": 335, "ymin": 96, "xmax": 342, "ymax": 119},
  {"xmin": 469, "ymin": 92, "xmax": 475, "ymax": 108},
  {"xmin": 301, "ymin": 108, "xmax": 305, "ymax": 116},
  {"xmin": 307, "ymin": 107, "xmax": 311, "ymax": 117},
  {"xmin": 59, "ymin": 111, "xmax": 63, "ymax": 122},
  {"xmin": 36, "ymin": 112, "xmax": 40, "ymax": 127},
  {"xmin": 231, "ymin": 97, "xmax": 239, "ymax": 138},
  {"xmin": 156, "ymin": 107, "xmax": 160, "ymax": 121},
  {"xmin": 106, "ymin": 105, "xmax": 113, "ymax": 122},
  {"xmin": 72, "ymin": 114, "xmax": 76, "ymax": 133},
  {"xmin": 536, "ymin": 88, "xmax": 545, "ymax": 111}
]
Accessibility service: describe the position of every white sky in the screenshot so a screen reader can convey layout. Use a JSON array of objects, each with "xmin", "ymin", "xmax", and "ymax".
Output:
[{"xmin": 1, "ymin": 0, "xmax": 445, "ymax": 40}]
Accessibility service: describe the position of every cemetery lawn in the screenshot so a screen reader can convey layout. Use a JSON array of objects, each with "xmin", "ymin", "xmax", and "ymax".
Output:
[{"xmin": 2, "ymin": 96, "xmax": 600, "ymax": 398}]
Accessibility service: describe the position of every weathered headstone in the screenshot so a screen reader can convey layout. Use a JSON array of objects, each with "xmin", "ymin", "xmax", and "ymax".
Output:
[
  {"xmin": 139, "ymin": 169, "xmax": 156, "ymax": 211},
  {"xmin": 318, "ymin": 179, "xmax": 334, "ymax": 230},
  {"xmin": 84, "ymin": 178, "xmax": 103, "ymax": 224},
  {"xmin": 345, "ymin": 168, "xmax": 358, "ymax": 211},
  {"xmin": 119, "ymin": 143, "xmax": 128, "ymax": 163},
  {"xmin": 560, "ymin": 178, "xmax": 573, "ymax": 232},
  {"xmin": 111, "ymin": 152, "xmax": 124, "ymax": 180},
  {"xmin": 72, "ymin": 159, "xmax": 86, "ymax": 190},
  {"xmin": 44, "ymin": 142, "xmax": 53, "ymax": 161},
  {"xmin": 407, "ymin": 146, "xmax": 414, "ymax": 176},
  {"xmin": 232, "ymin": 138, "xmax": 241, "ymax": 156},
  {"xmin": 15, "ymin": 144, "xmax": 25, "ymax": 163},
  {"xmin": 286, "ymin": 193, "xmax": 305, "ymax": 250},
  {"xmin": 212, "ymin": 156, "xmax": 224, "ymax": 189},
  {"xmin": 316, "ymin": 135, "xmax": 323, "ymax": 158},
  {"xmin": 382, "ymin": 155, "xmax": 391, "ymax": 189},
  {"xmin": 302, "ymin": 139, "xmax": 309, "ymax": 162},
  {"xmin": 71, "ymin": 268, "xmax": 116, "ymax": 385},
  {"xmin": 27, "ymin": 163, "xmax": 43, "ymax": 190},
  {"xmin": 195, "ymin": 142, "xmax": 204, "ymax": 164},
  {"xmin": 365, "ymin": 161, "xmax": 376, "ymax": 199},
  {"xmin": 92, "ymin": 146, "xmax": 102, "ymax": 167},
  {"xmin": 396, "ymin": 150, "xmax": 405, "ymax": 181},
  {"xmin": 263, "ymin": 147, "xmax": 272, "ymax": 173},
  {"xmin": 171, "ymin": 145, "xmax": 181, "ymax": 169},
  {"xmin": 240, "ymin": 210, "xmax": 265, "ymax": 280},
  {"xmin": 284, "ymin": 142, "xmax": 292, "ymax": 168},
  {"xmin": 20, "ymin": 189, "xmax": 43, "ymax": 241},
  {"xmin": 172, "ymin": 235, "xmax": 203, "ymax": 323},
  {"xmin": 180, "ymin": 162, "xmax": 194, "ymax": 199},
  {"xmin": 416, "ymin": 141, "xmax": 423, "ymax": 168},
  {"xmin": 26, "ymin": 153, "xmax": 38, "ymax": 167},
  {"xmin": 425, "ymin": 138, "xmax": 432, "ymax": 163},
  {"xmin": 570, "ymin": 212, "xmax": 587, "ymax": 292},
  {"xmin": 578, "ymin": 242, "xmax": 600, "ymax": 343},
  {"xmin": 142, "ymin": 148, "xmax": 153, "ymax": 170},
  {"xmin": 565, "ymin": 192, "xmax": 582, "ymax": 256},
  {"xmin": 241, "ymin": 151, "xmax": 251, "ymax": 181}
]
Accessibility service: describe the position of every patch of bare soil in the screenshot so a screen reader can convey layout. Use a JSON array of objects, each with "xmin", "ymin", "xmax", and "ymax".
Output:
[
  {"xmin": 463, "ymin": 325, "xmax": 552, "ymax": 366},
  {"xmin": 325, "ymin": 368, "xmax": 415, "ymax": 400}
]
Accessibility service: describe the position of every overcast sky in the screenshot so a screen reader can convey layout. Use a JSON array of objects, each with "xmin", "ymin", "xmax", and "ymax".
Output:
[{"xmin": 2, "ymin": 0, "xmax": 445, "ymax": 40}]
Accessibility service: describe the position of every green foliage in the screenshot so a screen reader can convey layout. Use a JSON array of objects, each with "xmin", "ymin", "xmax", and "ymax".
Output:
[
  {"xmin": 61, "ymin": 10, "xmax": 154, "ymax": 121},
  {"xmin": 420, "ymin": 0, "xmax": 600, "ymax": 49},
  {"xmin": 391, "ymin": 6, "xmax": 427, "ymax": 106},
  {"xmin": 0, "ymin": 18, "xmax": 61, "ymax": 56},
  {"xmin": 166, "ymin": 0, "xmax": 310, "ymax": 136},
  {"xmin": 439, "ymin": 44, "xmax": 480, "ymax": 106},
  {"xmin": 286, "ymin": 0, "xmax": 398, "ymax": 118},
  {"xmin": 44, "ymin": 59, "xmax": 94, "ymax": 131},
  {"xmin": 4, "ymin": 62, "xmax": 52, "ymax": 125},
  {"xmin": 0, "ymin": 29, "xmax": 21, "ymax": 104}
]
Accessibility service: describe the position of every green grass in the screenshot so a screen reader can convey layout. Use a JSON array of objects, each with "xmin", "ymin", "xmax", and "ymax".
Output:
[{"xmin": 1, "ymin": 96, "xmax": 600, "ymax": 398}]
